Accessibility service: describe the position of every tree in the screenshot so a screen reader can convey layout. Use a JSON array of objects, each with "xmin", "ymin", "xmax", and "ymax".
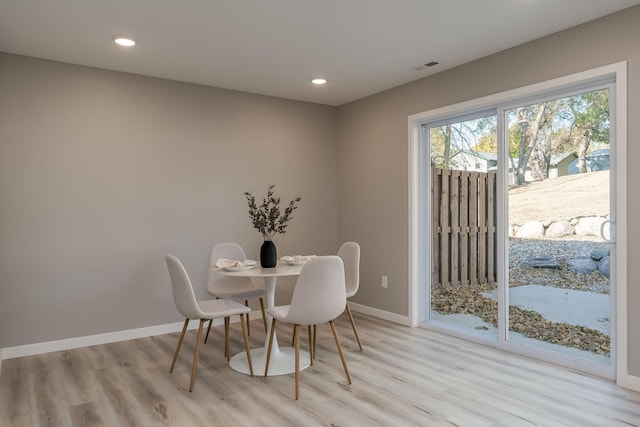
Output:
[
  {"xmin": 569, "ymin": 89, "xmax": 609, "ymax": 173},
  {"xmin": 429, "ymin": 116, "xmax": 497, "ymax": 169},
  {"xmin": 428, "ymin": 88, "xmax": 609, "ymax": 183},
  {"xmin": 510, "ymin": 103, "xmax": 549, "ymax": 185},
  {"xmin": 507, "ymin": 88, "xmax": 609, "ymax": 186}
]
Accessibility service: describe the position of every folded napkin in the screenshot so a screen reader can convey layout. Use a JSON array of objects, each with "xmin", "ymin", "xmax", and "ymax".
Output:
[
  {"xmin": 280, "ymin": 255, "xmax": 316, "ymax": 263},
  {"xmin": 215, "ymin": 258, "xmax": 257, "ymax": 269}
]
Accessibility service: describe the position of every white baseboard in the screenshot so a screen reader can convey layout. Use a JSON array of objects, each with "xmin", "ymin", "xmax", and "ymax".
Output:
[
  {"xmin": 0, "ymin": 313, "xmax": 263, "ymax": 361},
  {"xmin": 348, "ymin": 302, "xmax": 412, "ymax": 326},
  {"xmin": 1, "ymin": 306, "xmax": 407, "ymax": 361},
  {"xmin": 619, "ymin": 373, "xmax": 640, "ymax": 392}
]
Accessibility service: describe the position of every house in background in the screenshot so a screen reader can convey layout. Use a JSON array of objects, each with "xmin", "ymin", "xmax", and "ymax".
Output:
[
  {"xmin": 568, "ymin": 148, "xmax": 610, "ymax": 174},
  {"xmin": 550, "ymin": 152, "xmax": 579, "ymax": 177},
  {"xmin": 448, "ymin": 150, "xmax": 497, "ymax": 172},
  {"xmin": 449, "ymin": 150, "xmax": 576, "ymax": 185}
]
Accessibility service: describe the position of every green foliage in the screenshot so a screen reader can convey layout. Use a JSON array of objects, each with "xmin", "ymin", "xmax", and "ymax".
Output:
[
  {"xmin": 570, "ymin": 89, "xmax": 609, "ymax": 144},
  {"xmin": 429, "ymin": 88, "xmax": 610, "ymax": 184}
]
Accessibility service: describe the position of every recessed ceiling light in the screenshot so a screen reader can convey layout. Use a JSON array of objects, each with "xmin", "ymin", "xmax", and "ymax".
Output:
[
  {"xmin": 311, "ymin": 78, "xmax": 327, "ymax": 85},
  {"xmin": 112, "ymin": 36, "xmax": 136, "ymax": 47}
]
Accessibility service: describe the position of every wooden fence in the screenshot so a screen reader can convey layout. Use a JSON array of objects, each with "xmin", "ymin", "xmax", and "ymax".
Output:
[{"xmin": 432, "ymin": 168, "xmax": 497, "ymax": 288}]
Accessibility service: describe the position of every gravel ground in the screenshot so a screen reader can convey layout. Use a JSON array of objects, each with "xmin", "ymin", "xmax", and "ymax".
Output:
[
  {"xmin": 508, "ymin": 237, "xmax": 610, "ymax": 294},
  {"xmin": 432, "ymin": 236, "xmax": 612, "ymax": 355}
]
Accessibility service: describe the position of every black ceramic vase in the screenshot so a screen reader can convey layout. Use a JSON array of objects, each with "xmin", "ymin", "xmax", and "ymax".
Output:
[{"xmin": 260, "ymin": 240, "xmax": 277, "ymax": 268}]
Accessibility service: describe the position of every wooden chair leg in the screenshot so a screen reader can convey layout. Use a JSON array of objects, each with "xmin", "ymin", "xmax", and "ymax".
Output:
[
  {"xmin": 294, "ymin": 324, "xmax": 300, "ymax": 400},
  {"xmin": 264, "ymin": 319, "xmax": 278, "ymax": 377},
  {"xmin": 224, "ymin": 317, "xmax": 230, "ymax": 361},
  {"xmin": 245, "ymin": 300, "xmax": 250, "ymax": 336},
  {"xmin": 189, "ymin": 319, "xmax": 206, "ymax": 392},
  {"xmin": 313, "ymin": 324, "xmax": 317, "ymax": 360},
  {"xmin": 204, "ymin": 319, "xmax": 213, "ymax": 344},
  {"xmin": 329, "ymin": 320, "xmax": 351, "ymax": 384},
  {"xmin": 345, "ymin": 304, "xmax": 363, "ymax": 351},
  {"xmin": 291, "ymin": 323, "xmax": 307, "ymax": 347},
  {"xmin": 259, "ymin": 298, "xmax": 267, "ymax": 333},
  {"xmin": 308, "ymin": 325, "xmax": 314, "ymax": 365},
  {"xmin": 170, "ymin": 318, "xmax": 189, "ymax": 373},
  {"xmin": 240, "ymin": 314, "xmax": 254, "ymax": 376}
]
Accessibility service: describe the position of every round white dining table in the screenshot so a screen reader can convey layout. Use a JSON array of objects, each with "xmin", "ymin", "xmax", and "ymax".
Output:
[{"xmin": 212, "ymin": 262, "xmax": 307, "ymax": 376}]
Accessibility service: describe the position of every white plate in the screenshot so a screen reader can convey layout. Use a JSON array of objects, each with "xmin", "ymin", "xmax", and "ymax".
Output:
[
  {"xmin": 222, "ymin": 265, "xmax": 256, "ymax": 272},
  {"xmin": 286, "ymin": 260, "xmax": 307, "ymax": 266}
]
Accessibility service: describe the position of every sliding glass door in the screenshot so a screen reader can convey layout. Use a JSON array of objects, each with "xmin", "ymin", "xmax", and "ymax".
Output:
[
  {"xmin": 504, "ymin": 88, "xmax": 613, "ymax": 365},
  {"xmin": 417, "ymin": 74, "xmax": 618, "ymax": 375}
]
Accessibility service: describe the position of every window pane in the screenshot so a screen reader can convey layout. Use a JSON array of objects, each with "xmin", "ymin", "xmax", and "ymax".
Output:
[{"xmin": 428, "ymin": 114, "xmax": 498, "ymax": 339}]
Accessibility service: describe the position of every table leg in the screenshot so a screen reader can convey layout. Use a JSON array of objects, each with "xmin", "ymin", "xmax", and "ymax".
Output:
[{"xmin": 229, "ymin": 275, "xmax": 310, "ymax": 376}]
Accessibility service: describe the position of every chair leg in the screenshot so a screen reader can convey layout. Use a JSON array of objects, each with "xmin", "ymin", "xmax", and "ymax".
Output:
[
  {"xmin": 291, "ymin": 323, "xmax": 305, "ymax": 346},
  {"xmin": 308, "ymin": 325, "xmax": 314, "ymax": 365},
  {"xmin": 264, "ymin": 319, "xmax": 277, "ymax": 377},
  {"xmin": 189, "ymin": 319, "xmax": 206, "ymax": 392},
  {"xmin": 313, "ymin": 324, "xmax": 317, "ymax": 360},
  {"xmin": 245, "ymin": 300, "xmax": 250, "ymax": 336},
  {"xmin": 204, "ymin": 319, "xmax": 213, "ymax": 344},
  {"xmin": 170, "ymin": 318, "xmax": 189, "ymax": 373},
  {"xmin": 345, "ymin": 304, "xmax": 363, "ymax": 351},
  {"xmin": 329, "ymin": 320, "xmax": 351, "ymax": 385},
  {"xmin": 294, "ymin": 324, "xmax": 300, "ymax": 400},
  {"xmin": 259, "ymin": 298, "xmax": 267, "ymax": 333},
  {"xmin": 224, "ymin": 317, "xmax": 230, "ymax": 361},
  {"xmin": 240, "ymin": 314, "xmax": 254, "ymax": 376}
]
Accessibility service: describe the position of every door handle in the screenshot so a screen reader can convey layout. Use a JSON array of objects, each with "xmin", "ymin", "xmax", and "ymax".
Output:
[{"xmin": 600, "ymin": 219, "xmax": 614, "ymax": 243}]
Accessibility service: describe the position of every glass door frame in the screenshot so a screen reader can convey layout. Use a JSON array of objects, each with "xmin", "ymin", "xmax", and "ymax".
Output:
[{"xmin": 408, "ymin": 62, "xmax": 627, "ymax": 381}]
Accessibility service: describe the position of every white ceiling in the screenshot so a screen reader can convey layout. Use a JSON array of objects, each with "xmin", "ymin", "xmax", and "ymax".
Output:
[{"xmin": 1, "ymin": 0, "xmax": 639, "ymax": 106}]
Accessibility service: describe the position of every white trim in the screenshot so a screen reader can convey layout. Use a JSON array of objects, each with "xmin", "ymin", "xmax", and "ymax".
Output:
[
  {"xmin": 619, "ymin": 374, "xmax": 640, "ymax": 392},
  {"xmin": 408, "ymin": 120, "xmax": 421, "ymax": 327},
  {"xmin": 614, "ymin": 62, "xmax": 629, "ymax": 389},
  {"xmin": 348, "ymin": 302, "xmax": 412, "ymax": 326},
  {"xmin": 1, "ymin": 306, "xmax": 407, "ymax": 360},
  {"xmin": 0, "ymin": 315, "xmax": 254, "ymax": 360},
  {"xmin": 408, "ymin": 61, "xmax": 628, "ymax": 383}
]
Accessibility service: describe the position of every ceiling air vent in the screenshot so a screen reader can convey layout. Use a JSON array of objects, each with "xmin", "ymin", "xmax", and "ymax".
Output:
[{"xmin": 413, "ymin": 61, "xmax": 439, "ymax": 71}]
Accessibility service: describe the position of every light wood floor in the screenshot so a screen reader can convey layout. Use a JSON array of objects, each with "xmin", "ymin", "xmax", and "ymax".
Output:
[{"xmin": 1, "ymin": 313, "xmax": 639, "ymax": 426}]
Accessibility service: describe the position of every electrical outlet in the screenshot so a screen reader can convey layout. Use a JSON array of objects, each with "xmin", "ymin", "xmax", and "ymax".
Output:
[{"xmin": 381, "ymin": 275, "xmax": 388, "ymax": 288}]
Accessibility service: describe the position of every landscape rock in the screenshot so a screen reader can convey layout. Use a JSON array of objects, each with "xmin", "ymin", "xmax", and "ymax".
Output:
[
  {"xmin": 566, "ymin": 257, "xmax": 598, "ymax": 274},
  {"xmin": 598, "ymin": 256, "xmax": 610, "ymax": 278},
  {"xmin": 575, "ymin": 216, "xmax": 607, "ymax": 238},
  {"xmin": 516, "ymin": 221, "xmax": 545, "ymax": 239},
  {"xmin": 527, "ymin": 255, "xmax": 560, "ymax": 269},
  {"xmin": 545, "ymin": 220, "xmax": 573, "ymax": 238},
  {"xmin": 590, "ymin": 249, "xmax": 609, "ymax": 261}
]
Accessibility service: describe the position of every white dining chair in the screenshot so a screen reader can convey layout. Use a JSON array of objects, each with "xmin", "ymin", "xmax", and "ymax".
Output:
[
  {"xmin": 337, "ymin": 241, "xmax": 363, "ymax": 351},
  {"xmin": 206, "ymin": 242, "xmax": 268, "ymax": 337},
  {"xmin": 264, "ymin": 256, "xmax": 351, "ymax": 400},
  {"xmin": 166, "ymin": 254, "xmax": 254, "ymax": 392}
]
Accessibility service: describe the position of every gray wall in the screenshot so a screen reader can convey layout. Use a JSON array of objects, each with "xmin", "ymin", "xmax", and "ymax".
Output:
[
  {"xmin": 337, "ymin": 6, "xmax": 640, "ymax": 374},
  {"xmin": 0, "ymin": 54, "xmax": 338, "ymax": 348}
]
